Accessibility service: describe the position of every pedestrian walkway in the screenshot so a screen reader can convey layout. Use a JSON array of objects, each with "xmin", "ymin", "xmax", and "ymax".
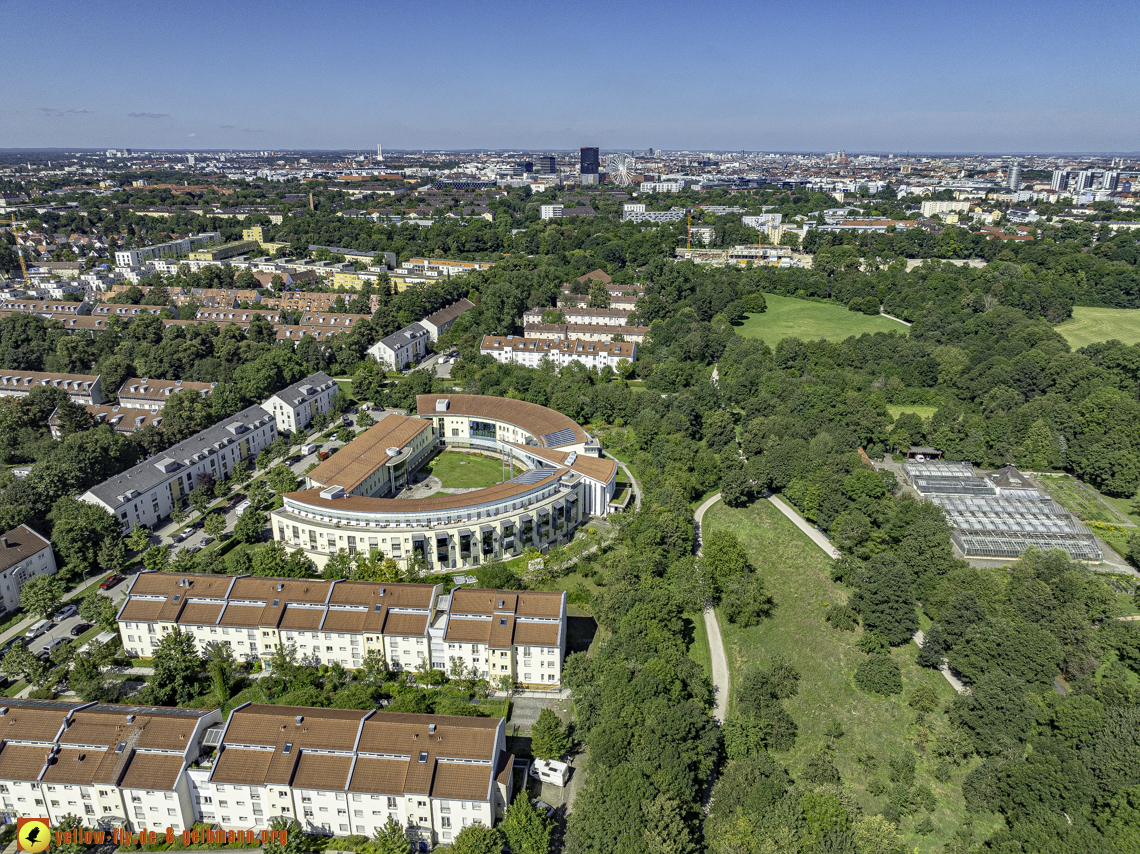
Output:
[
  {"xmin": 693, "ymin": 492, "xmax": 730, "ymax": 724},
  {"xmin": 766, "ymin": 494, "xmax": 841, "ymax": 558}
]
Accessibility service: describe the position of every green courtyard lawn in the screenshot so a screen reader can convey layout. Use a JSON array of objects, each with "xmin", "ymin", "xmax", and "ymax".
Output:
[
  {"xmin": 704, "ymin": 499, "xmax": 1002, "ymax": 851},
  {"xmin": 1055, "ymin": 305, "xmax": 1140, "ymax": 350},
  {"xmin": 736, "ymin": 293, "xmax": 908, "ymax": 347},
  {"xmin": 421, "ymin": 452, "xmax": 521, "ymax": 489}
]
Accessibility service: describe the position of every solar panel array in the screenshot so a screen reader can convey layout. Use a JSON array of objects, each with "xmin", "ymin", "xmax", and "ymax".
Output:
[{"xmin": 541, "ymin": 427, "xmax": 578, "ymax": 448}]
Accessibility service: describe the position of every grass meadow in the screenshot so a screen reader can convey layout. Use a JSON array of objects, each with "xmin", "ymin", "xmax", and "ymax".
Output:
[
  {"xmin": 736, "ymin": 293, "xmax": 908, "ymax": 348},
  {"xmin": 704, "ymin": 498, "xmax": 1002, "ymax": 852},
  {"xmin": 1055, "ymin": 306, "xmax": 1140, "ymax": 350}
]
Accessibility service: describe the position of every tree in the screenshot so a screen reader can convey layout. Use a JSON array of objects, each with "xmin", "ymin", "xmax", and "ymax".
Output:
[
  {"xmin": 97, "ymin": 536, "xmax": 126, "ymax": 575},
  {"xmin": 531, "ymin": 708, "xmax": 571, "ymax": 759},
  {"xmin": 851, "ymin": 815, "xmax": 903, "ymax": 854},
  {"xmin": 851, "ymin": 554, "xmax": 916, "ymax": 646},
  {"xmin": 700, "ymin": 529, "xmax": 753, "ymax": 589},
  {"xmin": 142, "ymin": 544, "xmax": 170, "ymax": 573},
  {"xmin": 950, "ymin": 671, "xmax": 1034, "ymax": 755},
  {"xmin": 79, "ymin": 590, "xmax": 118, "ymax": 633},
  {"xmin": 854, "ymin": 654, "xmax": 903, "ymax": 696},
  {"xmin": 203, "ymin": 512, "xmax": 227, "ymax": 541},
  {"xmin": 719, "ymin": 573, "xmax": 773, "ymax": 627},
  {"xmin": 262, "ymin": 818, "xmax": 305, "ymax": 854},
  {"xmin": 126, "ymin": 526, "xmax": 151, "ymax": 552},
  {"xmin": 143, "ymin": 627, "xmax": 202, "ymax": 706},
  {"xmin": 266, "ymin": 464, "xmax": 299, "ymax": 495},
  {"xmin": 587, "ymin": 281, "xmax": 611, "ymax": 309},
  {"xmin": 248, "ymin": 480, "xmax": 272, "ymax": 510},
  {"xmin": 449, "ymin": 823, "xmax": 501, "ymax": 854},
  {"xmin": 233, "ymin": 508, "xmax": 267, "ymax": 544},
  {"xmin": 499, "ymin": 796, "xmax": 553, "ymax": 854},
  {"xmin": 372, "ymin": 816, "xmax": 411, "ymax": 854},
  {"xmin": 20, "ymin": 574, "xmax": 64, "ymax": 619},
  {"xmin": 188, "ymin": 484, "xmax": 213, "ymax": 518},
  {"xmin": 70, "ymin": 650, "xmax": 115, "ymax": 702},
  {"xmin": 642, "ymin": 792, "xmax": 696, "ymax": 854},
  {"xmin": 2, "ymin": 644, "xmax": 48, "ymax": 686}
]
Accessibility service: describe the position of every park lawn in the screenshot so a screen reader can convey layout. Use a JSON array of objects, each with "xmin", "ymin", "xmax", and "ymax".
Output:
[
  {"xmin": 422, "ymin": 452, "xmax": 520, "ymax": 489},
  {"xmin": 886, "ymin": 405, "xmax": 938, "ymax": 421},
  {"xmin": 1055, "ymin": 305, "xmax": 1140, "ymax": 350},
  {"xmin": 736, "ymin": 293, "xmax": 908, "ymax": 347},
  {"xmin": 705, "ymin": 499, "xmax": 1002, "ymax": 852}
]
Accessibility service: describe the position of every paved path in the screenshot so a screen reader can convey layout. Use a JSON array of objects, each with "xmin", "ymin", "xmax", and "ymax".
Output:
[
  {"xmin": 880, "ymin": 312, "xmax": 912, "ymax": 327},
  {"xmin": 604, "ymin": 452, "xmax": 642, "ymax": 510},
  {"xmin": 911, "ymin": 629, "xmax": 968, "ymax": 695},
  {"xmin": 767, "ymin": 494, "xmax": 841, "ymax": 558},
  {"xmin": 694, "ymin": 493, "xmax": 730, "ymax": 724}
]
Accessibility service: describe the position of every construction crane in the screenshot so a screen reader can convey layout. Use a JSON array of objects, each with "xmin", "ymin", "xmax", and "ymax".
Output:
[{"xmin": 0, "ymin": 218, "xmax": 29, "ymax": 282}]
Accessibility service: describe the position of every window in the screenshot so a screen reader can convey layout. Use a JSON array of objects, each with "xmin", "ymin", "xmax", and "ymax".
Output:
[
  {"xmin": 387, "ymin": 797, "xmax": 397, "ymax": 809},
  {"xmin": 441, "ymin": 817, "xmax": 451, "ymax": 828}
]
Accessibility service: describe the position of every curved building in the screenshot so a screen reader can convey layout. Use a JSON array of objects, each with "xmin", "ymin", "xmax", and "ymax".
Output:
[{"xmin": 271, "ymin": 395, "xmax": 617, "ymax": 571}]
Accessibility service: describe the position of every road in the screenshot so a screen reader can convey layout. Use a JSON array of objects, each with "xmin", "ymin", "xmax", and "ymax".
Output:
[
  {"xmin": 693, "ymin": 492, "xmax": 730, "ymax": 724},
  {"xmin": 154, "ymin": 410, "xmax": 375, "ymax": 553}
]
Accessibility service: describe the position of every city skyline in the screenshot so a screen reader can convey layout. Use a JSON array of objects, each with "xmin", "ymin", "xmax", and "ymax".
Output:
[{"xmin": 3, "ymin": 0, "xmax": 1138, "ymax": 153}]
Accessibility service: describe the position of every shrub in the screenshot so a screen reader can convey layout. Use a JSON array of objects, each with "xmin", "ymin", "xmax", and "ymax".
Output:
[
  {"xmin": 854, "ymin": 654, "xmax": 903, "ymax": 696},
  {"xmin": 826, "ymin": 604, "xmax": 859, "ymax": 631}
]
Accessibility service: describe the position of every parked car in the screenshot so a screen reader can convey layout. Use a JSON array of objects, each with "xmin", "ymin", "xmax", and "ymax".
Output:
[
  {"xmin": 1, "ymin": 637, "xmax": 26, "ymax": 655},
  {"xmin": 99, "ymin": 574, "xmax": 125, "ymax": 590},
  {"xmin": 55, "ymin": 604, "xmax": 79, "ymax": 621},
  {"xmin": 184, "ymin": 545, "xmax": 202, "ymax": 555},
  {"xmin": 530, "ymin": 799, "xmax": 555, "ymax": 818},
  {"xmin": 201, "ymin": 536, "xmax": 215, "ymax": 546},
  {"xmin": 24, "ymin": 620, "xmax": 51, "ymax": 641},
  {"xmin": 318, "ymin": 451, "xmax": 331, "ymax": 461},
  {"xmin": 69, "ymin": 623, "xmax": 92, "ymax": 638},
  {"xmin": 42, "ymin": 637, "xmax": 69, "ymax": 656},
  {"xmin": 173, "ymin": 530, "xmax": 190, "ymax": 543}
]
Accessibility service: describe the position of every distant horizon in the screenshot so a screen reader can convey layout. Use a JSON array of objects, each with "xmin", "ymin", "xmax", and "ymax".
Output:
[
  {"xmin": 4, "ymin": 0, "xmax": 1137, "ymax": 152},
  {"xmin": 3, "ymin": 147, "xmax": 1139, "ymax": 159}
]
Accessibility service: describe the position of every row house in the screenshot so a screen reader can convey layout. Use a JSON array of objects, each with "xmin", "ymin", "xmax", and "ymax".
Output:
[
  {"xmin": 521, "ymin": 306, "xmax": 634, "ymax": 328},
  {"xmin": 0, "ymin": 371, "xmax": 105, "ymax": 405},
  {"xmin": 0, "ymin": 701, "xmax": 221, "ymax": 833},
  {"xmin": 48, "ymin": 404, "xmax": 162, "ymax": 440},
  {"xmin": 117, "ymin": 378, "xmax": 215, "ymax": 412},
  {"xmin": 115, "ymin": 573, "xmax": 567, "ymax": 690}
]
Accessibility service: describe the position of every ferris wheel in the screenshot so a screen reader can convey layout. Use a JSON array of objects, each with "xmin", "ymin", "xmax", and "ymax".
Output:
[{"xmin": 604, "ymin": 152, "xmax": 636, "ymax": 186}]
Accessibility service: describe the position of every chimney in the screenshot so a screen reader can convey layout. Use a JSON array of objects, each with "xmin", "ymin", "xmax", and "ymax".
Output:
[
  {"xmin": 1, "ymin": 537, "xmax": 7, "ymax": 549},
  {"xmin": 295, "ymin": 715, "xmax": 304, "ymax": 725}
]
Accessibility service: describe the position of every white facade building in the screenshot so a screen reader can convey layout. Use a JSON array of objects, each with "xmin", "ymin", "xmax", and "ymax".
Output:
[
  {"xmin": 480, "ymin": 335, "xmax": 635, "ymax": 371},
  {"xmin": 539, "ymin": 204, "xmax": 563, "ymax": 220},
  {"xmin": 0, "ymin": 525, "xmax": 57, "ymax": 613},
  {"xmin": 260, "ymin": 372, "xmax": 337, "ymax": 434}
]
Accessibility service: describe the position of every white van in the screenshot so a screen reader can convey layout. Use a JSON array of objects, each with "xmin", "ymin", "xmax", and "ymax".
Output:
[
  {"xmin": 529, "ymin": 759, "xmax": 570, "ymax": 787},
  {"xmin": 234, "ymin": 500, "xmax": 252, "ymax": 516},
  {"xmin": 301, "ymin": 443, "xmax": 318, "ymax": 456},
  {"xmin": 25, "ymin": 619, "xmax": 51, "ymax": 641},
  {"xmin": 42, "ymin": 637, "xmax": 68, "ymax": 656}
]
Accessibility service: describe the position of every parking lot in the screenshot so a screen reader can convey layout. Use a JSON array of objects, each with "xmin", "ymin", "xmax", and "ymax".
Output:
[
  {"xmin": 4, "ymin": 573, "xmax": 132, "ymax": 663},
  {"xmin": 158, "ymin": 410, "xmax": 371, "ymax": 553}
]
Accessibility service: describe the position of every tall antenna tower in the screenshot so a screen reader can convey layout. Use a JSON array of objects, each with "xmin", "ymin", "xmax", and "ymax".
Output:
[{"xmin": 376, "ymin": 144, "xmax": 383, "ymax": 162}]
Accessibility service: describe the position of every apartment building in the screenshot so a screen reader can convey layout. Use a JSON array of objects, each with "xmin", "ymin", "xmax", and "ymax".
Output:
[
  {"xmin": 115, "ymin": 573, "xmax": 567, "ymax": 689},
  {"xmin": 523, "ymin": 322, "xmax": 649, "ymax": 344},
  {"xmin": 0, "ymin": 371, "xmax": 105, "ymax": 405},
  {"xmin": 0, "ymin": 525, "xmax": 57, "ymax": 613},
  {"xmin": 197, "ymin": 705, "xmax": 511, "ymax": 845},
  {"xmin": 0, "ymin": 300, "xmax": 88, "ymax": 317},
  {"xmin": 305, "ymin": 414, "xmax": 435, "ymax": 498},
  {"xmin": 480, "ymin": 335, "xmax": 636, "ymax": 370},
  {"xmin": 0, "ymin": 701, "xmax": 221, "ymax": 833},
  {"xmin": 113, "ymin": 233, "xmax": 221, "ymax": 268},
  {"xmin": 521, "ymin": 306, "xmax": 633, "ymax": 328},
  {"xmin": 420, "ymin": 298, "xmax": 475, "ymax": 341},
  {"xmin": 0, "ymin": 700, "xmax": 510, "ymax": 846},
  {"xmin": 48, "ymin": 404, "xmax": 162, "ymax": 440},
  {"xmin": 79, "ymin": 405, "xmax": 277, "ymax": 531},
  {"xmin": 368, "ymin": 323, "xmax": 430, "ymax": 370},
  {"xmin": 117, "ymin": 378, "xmax": 215, "ymax": 412},
  {"xmin": 260, "ymin": 372, "xmax": 337, "ymax": 434},
  {"xmin": 187, "ymin": 240, "xmax": 260, "ymax": 262}
]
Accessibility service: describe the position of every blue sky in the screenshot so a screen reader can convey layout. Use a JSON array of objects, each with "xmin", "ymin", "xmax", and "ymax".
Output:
[{"xmin": 2, "ymin": 0, "xmax": 1137, "ymax": 153}]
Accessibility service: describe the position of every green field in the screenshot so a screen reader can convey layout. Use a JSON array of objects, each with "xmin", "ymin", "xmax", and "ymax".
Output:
[
  {"xmin": 705, "ymin": 499, "xmax": 1000, "ymax": 850},
  {"xmin": 887, "ymin": 405, "xmax": 938, "ymax": 421},
  {"xmin": 1036, "ymin": 474, "xmax": 1132, "ymax": 525},
  {"xmin": 1055, "ymin": 306, "xmax": 1140, "ymax": 350},
  {"xmin": 737, "ymin": 293, "xmax": 908, "ymax": 347},
  {"xmin": 421, "ymin": 452, "xmax": 520, "ymax": 489}
]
